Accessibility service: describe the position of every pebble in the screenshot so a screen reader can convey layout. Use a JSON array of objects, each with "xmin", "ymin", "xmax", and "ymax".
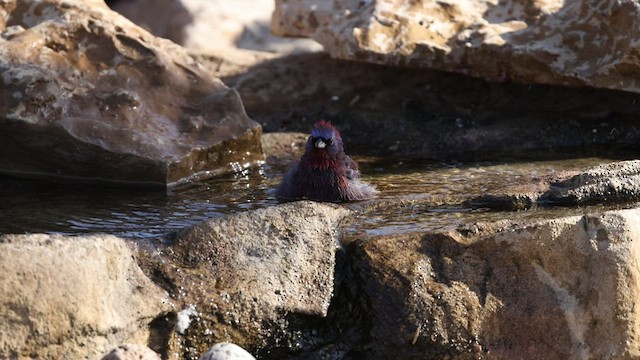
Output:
[
  {"xmin": 199, "ymin": 342, "xmax": 256, "ymax": 360},
  {"xmin": 101, "ymin": 344, "xmax": 161, "ymax": 360}
]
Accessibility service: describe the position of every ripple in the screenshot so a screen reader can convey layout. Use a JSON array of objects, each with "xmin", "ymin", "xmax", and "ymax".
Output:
[{"xmin": 0, "ymin": 156, "xmax": 623, "ymax": 238}]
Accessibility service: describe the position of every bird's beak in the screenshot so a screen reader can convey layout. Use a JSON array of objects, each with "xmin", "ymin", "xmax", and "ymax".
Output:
[{"xmin": 314, "ymin": 138, "xmax": 326, "ymax": 149}]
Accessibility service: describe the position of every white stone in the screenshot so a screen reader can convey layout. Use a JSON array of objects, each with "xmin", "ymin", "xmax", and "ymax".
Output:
[{"xmin": 199, "ymin": 343, "xmax": 256, "ymax": 360}]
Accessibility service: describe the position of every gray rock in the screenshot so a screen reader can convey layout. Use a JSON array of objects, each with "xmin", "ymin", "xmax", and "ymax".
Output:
[
  {"xmin": 199, "ymin": 342, "xmax": 255, "ymax": 360},
  {"xmin": 101, "ymin": 344, "xmax": 161, "ymax": 360},
  {"xmin": 542, "ymin": 160, "xmax": 640, "ymax": 204},
  {"xmin": 0, "ymin": 234, "xmax": 171, "ymax": 359},
  {"xmin": 0, "ymin": 0, "xmax": 263, "ymax": 187}
]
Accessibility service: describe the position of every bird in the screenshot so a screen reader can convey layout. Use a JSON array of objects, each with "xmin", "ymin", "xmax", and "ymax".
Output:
[{"xmin": 276, "ymin": 120, "xmax": 378, "ymax": 202}]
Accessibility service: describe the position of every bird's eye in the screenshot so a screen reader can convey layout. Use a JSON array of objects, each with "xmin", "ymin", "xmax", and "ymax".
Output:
[{"xmin": 328, "ymin": 138, "xmax": 334, "ymax": 145}]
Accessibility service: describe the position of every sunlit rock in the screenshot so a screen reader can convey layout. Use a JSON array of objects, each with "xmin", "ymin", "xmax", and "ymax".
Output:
[
  {"xmin": 0, "ymin": 0, "xmax": 263, "ymax": 187},
  {"xmin": 0, "ymin": 234, "xmax": 171, "ymax": 359},
  {"xmin": 273, "ymin": 0, "xmax": 640, "ymax": 94},
  {"xmin": 467, "ymin": 160, "xmax": 640, "ymax": 209},
  {"xmin": 111, "ymin": 0, "xmax": 322, "ymax": 54},
  {"xmin": 139, "ymin": 201, "xmax": 349, "ymax": 357},
  {"xmin": 351, "ymin": 209, "xmax": 640, "ymax": 358}
]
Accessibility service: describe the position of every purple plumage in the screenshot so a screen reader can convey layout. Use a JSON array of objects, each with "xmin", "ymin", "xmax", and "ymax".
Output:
[{"xmin": 276, "ymin": 120, "xmax": 378, "ymax": 202}]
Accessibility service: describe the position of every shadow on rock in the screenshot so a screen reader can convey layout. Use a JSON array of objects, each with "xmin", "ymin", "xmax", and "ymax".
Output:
[{"xmin": 202, "ymin": 50, "xmax": 640, "ymax": 162}]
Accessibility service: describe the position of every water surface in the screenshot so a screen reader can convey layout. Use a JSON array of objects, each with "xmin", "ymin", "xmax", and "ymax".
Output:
[{"xmin": 0, "ymin": 157, "xmax": 631, "ymax": 239}]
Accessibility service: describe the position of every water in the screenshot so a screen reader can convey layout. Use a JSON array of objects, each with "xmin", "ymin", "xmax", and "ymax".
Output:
[
  {"xmin": 352, "ymin": 157, "xmax": 638, "ymax": 237},
  {"xmin": 0, "ymin": 157, "xmax": 631, "ymax": 239},
  {"xmin": 0, "ymin": 166, "xmax": 280, "ymax": 238}
]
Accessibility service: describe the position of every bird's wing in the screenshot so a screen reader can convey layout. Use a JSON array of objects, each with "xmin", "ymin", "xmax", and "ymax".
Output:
[
  {"xmin": 344, "ymin": 156, "xmax": 360, "ymax": 180},
  {"xmin": 275, "ymin": 164, "xmax": 300, "ymax": 199}
]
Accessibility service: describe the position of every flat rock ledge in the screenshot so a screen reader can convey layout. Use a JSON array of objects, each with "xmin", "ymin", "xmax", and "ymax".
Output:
[
  {"xmin": 468, "ymin": 160, "xmax": 640, "ymax": 209},
  {"xmin": 542, "ymin": 160, "xmax": 640, "ymax": 205},
  {"xmin": 0, "ymin": 0, "xmax": 263, "ymax": 187}
]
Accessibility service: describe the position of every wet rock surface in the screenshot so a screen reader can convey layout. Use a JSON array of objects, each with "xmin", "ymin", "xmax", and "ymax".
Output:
[
  {"xmin": 469, "ymin": 160, "xmax": 640, "ymax": 209},
  {"xmin": 273, "ymin": 0, "xmax": 640, "ymax": 94},
  {"xmin": 542, "ymin": 160, "xmax": 640, "ymax": 205},
  {"xmin": 0, "ymin": 234, "xmax": 171, "ymax": 359},
  {"xmin": 135, "ymin": 201, "xmax": 350, "ymax": 359},
  {"xmin": 0, "ymin": 0, "xmax": 263, "ymax": 187}
]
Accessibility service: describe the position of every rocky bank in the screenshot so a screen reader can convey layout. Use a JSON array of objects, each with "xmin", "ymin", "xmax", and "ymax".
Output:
[{"xmin": 5, "ymin": 188, "xmax": 640, "ymax": 359}]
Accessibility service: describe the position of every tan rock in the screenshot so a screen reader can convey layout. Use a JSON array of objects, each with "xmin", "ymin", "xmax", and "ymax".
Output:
[
  {"xmin": 353, "ymin": 208, "xmax": 640, "ymax": 358},
  {"xmin": 143, "ymin": 201, "xmax": 349, "ymax": 356},
  {"xmin": 0, "ymin": 0, "xmax": 263, "ymax": 186},
  {"xmin": 0, "ymin": 234, "xmax": 171, "ymax": 359},
  {"xmin": 272, "ymin": 0, "xmax": 640, "ymax": 94}
]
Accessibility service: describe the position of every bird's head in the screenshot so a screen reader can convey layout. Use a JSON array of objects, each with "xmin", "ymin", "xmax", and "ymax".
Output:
[{"xmin": 307, "ymin": 120, "xmax": 343, "ymax": 155}]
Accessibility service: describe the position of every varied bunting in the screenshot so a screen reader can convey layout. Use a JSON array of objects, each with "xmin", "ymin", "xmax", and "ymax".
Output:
[{"xmin": 276, "ymin": 121, "xmax": 378, "ymax": 202}]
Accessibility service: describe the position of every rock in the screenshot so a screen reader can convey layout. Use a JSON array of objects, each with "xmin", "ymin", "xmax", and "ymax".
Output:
[
  {"xmin": 111, "ymin": 0, "xmax": 322, "ymax": 54},
  {"xmin": 260, "ymin": 132, "xmax": 308, "ymax": 166},
  {"xmin": 203, "ymin": 48, "xmax": 640, "ymax": 160},
  {"xmin": 542, "ymin": 160, "xmax": 640, "ymax": 205},
  {"xmin": 199, "ymin": 342, "xmax": 255, "ymax": 360},
  {"xmin": 272, "ymin": 0, "xmax": 640, "ymax": 94},
  {"xmin": 467, "ymin": 160, "xmax": 640, "ymax": 209},
  {"xmin": 140, "ymin": 201, "xmax": 349, "ymax": 358},
  {"xmin": 101, "ymin": 344, "xmax": 161, "ymax": 360},
  {"xmin": 350, "ymin": 208, "xmax": 640, "ymax": 358},
  {"xmin": 0, "ymin": 0, "xmax": 263, "ymax": 187},
  {"xmin": 0, "ymin": 234, "xmax": 171, "ymax": 359}
]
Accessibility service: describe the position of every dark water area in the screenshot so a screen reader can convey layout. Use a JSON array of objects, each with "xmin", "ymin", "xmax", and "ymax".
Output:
[
  {"xmin": 0, "ymin": 156, "xmax": 634, "ymax": 239},
  {"xmin": 0, "ymin": 166, "xmax": 279, "ymax": 238}
]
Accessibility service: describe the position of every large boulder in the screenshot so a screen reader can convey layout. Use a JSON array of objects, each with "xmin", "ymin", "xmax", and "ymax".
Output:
[
  {"xmin": 272, "ymin": 0, "xmax": 640, "ymax": 94},
  {"xmin": 0, "ymin": 0, "xmax": 263, "ymax": 187},
  {"xmin": 139, "ymin": 201, "xmax": 350, "ymax": 358},
  {"xmin": 0, "ymin": 234, "xmax": 171, "ymax": 359},
  {"xmin": 351, "ymin": 209, "xmax": 640, "ymax": 358}
]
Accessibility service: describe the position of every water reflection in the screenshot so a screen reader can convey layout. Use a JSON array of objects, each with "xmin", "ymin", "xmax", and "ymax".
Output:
[
  {"xmin": 0, "ymin": 157, "xmax": 628, "ymax": 239},
  {"xmin": 0, "ymin": 165, "xmax": 281, "ymax": 238}
]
